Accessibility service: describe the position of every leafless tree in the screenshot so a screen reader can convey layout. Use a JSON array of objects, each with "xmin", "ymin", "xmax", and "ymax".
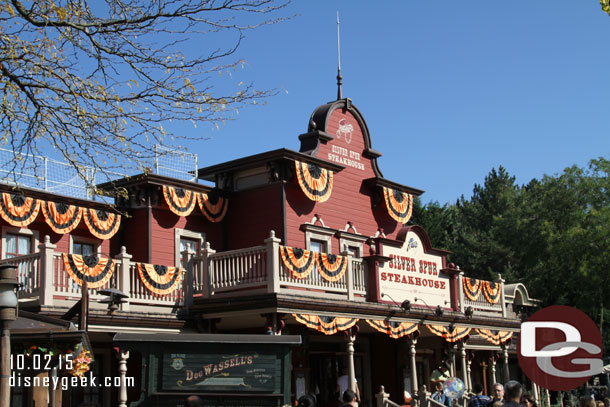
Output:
[{"xmin": 0, "ymin": 0, "xmax": 287, "ymax": 191}]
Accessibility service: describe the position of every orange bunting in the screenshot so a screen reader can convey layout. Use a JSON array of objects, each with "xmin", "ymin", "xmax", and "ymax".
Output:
[
  {"xmin": 197, "ymin": 191, "xmax": 228, "ymax": 223},
  {"xmin": 136, "ymin": 263, "xmax": 182, "ymax": 296},
  {"xmin": 0, "ymin": 193, "xmax": 40, "ymax": 227},
  {"xmin": 280, "ymin": 246, "xmax": 316, "ymax": 279},
  {"xmin": 83, "ymin": 208, "xmax": 121, "ymax": 240},
  {"xmin": 41, "ymin": 201, "xmax": 82, "ymax": 234},
  {"xmin": 316, "ymin": 253, "xmax": 347, "ymax": 282},
  {"xmin": 475, "ymin": 329, "xmax": 513, "ymax": 345},
  {"xmin": 163, "ymin": 185, "xmax": 196, "ymax": 216},
  {"xmin": 483, "ymin": 281, "xmax": 501, "ymax": 304},
  {"xmin": 295, "ymin": 160, "xmax": 333, "ymax": 202},
  {"xmin": 426, "ymin": 324, "xmax": 471, "ymax": 342},
  {"xmin": 383, "ymin": 187, "xmax": 413, "ymax": 224},
  {"xmin": 293, "ymin": 314, "xmax": 358, "ymax": 335},
  {"xmin": 463, "ymin": 277, "xmax": 482, "ymax": 301},
  {"xmin": 366, "ymin": 320, "xmax": 419, "ymax": 339},
  {"xmin": 62, "ymin": 253, "xmax": 115, "ymax": 289}
]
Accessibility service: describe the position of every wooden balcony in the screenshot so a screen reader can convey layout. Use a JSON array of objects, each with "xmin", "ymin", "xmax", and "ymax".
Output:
[{"xmin": 2, "ymin": 232, "xmax": 507, "ymax": 318}]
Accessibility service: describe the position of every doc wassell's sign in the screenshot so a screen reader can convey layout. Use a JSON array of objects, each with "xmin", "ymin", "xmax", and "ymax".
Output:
[{"xmin": 379, "ymin": 231, "xmax": 450, "ymax": 307}]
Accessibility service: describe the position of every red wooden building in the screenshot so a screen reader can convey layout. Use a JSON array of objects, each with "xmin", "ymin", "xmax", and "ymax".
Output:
[{"xmin": 2, "ymin": 95, "xmax": 539, "ymax": 407}]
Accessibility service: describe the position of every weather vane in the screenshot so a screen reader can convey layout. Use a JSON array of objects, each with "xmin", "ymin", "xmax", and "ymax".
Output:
[{"xmin": 336, "ymin": 11, "xmax": 343, "ymax": 100}]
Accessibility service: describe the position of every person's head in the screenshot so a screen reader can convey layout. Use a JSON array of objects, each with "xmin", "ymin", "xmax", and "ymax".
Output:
[
  {"xmin": 504, "ymin": 381, "xmax": 522, "ymax": 403},
  {"xmin": 472, "ymin": 383, "xmax": 484, "ymax": 395},
  {"xmin": 433, "ymin": 381, "xmax": 443, "ymax": 392},
  {"xmin": 580, "ymin": 396, "xmax": 597, "ymax": 407},
  {"xmin": 492, "ymin": 383, "xmax": 504, "ymax": 401},
  {"xmin": 597, "ymin": 401, "xmax": 605, "ymax": 407},
  {"xmin": 343, "ymin": 389, "xmax": 357, "ymax": 405},
  {"xmin": 298, "ymin": 394, "xmax": 317, "ymax": 407},
  {"xmin": 521, "ymin": 393, "xmax": 537, "ymax": 407},
  {"xmin": 603, "ymin": 398, "xmax": 610, "ymax": 407},
  {"xmin": 186, "ymin": 396, "xmax": 204, "ymax": 407}
]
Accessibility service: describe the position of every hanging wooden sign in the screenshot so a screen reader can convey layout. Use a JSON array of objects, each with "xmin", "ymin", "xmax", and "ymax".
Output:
[
  {"xmin": 293, "ymin": 314, "xmax": 358, "ymax": 335},
  {"xmin": 0, "ymin": 193, "xmax": 40, "ymax": 227},
  {"xmin": 366, "ymin": 320, "xmax": 418, "ymax": 339},
  {"xmin": 62, "ymin": 253, "xmax": 115, "ymax": 289},
  {"xmin": 316, "ymin": 253, "xmax": 347, "ymax": 282},
  {"xmin": 197, "ymin": 191, "xmax": 228, "ymax": 223},
  {"xmin": 475, "ymin": 329, "xmax": 513, "ymax": 345},
  {"xmin": 41, "ymin": 201, "xmax": 82, "ymax": 234},
  {"xmin": 426, "ymin": 324, "xmax": 471, "ymax": 343},
  {"xmin": 136, "ymin": 263, "xmax": 182, "ymax": 296},
  {"xmin": 294, "ymin": 160, "xmax": 333, "ymax": 202},
  {"xmin": 463, "ymin": 277, "xmax": 482, "ymax": 301},
  {"xmin": 280, "ymin": 246, "xmax": 316, "ymax": 279},
  {"xmin": 163, "ymin": 185, "xmax": 196, "ymax": 217},
  {"xmin": 83, "ymin": 208, "xmax": 121, "ymax": 240},
  {"xmin": 382, "ymin": 187, "xmax": 413, "ymax": 224}
]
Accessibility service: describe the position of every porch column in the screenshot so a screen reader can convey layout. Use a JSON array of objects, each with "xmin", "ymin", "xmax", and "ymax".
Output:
[
  {"xmin": 346, "ymin": 326, "xmax": 359, "ymax": 392},
  {"xmin": 450, "ymin": 345, "xmax": 456, "ymax": 377},
  {"xmin": 39, "ymin": 235, "xmax": 56, "ymax": 307},
  {"xmin": 466, "ymin": 351, "xmax": 474, "ymax": 393},
  {"xmin": 118, "ymin": 350, "xmax": 130, "ymax": 407},
  {"xmin": 265, "ymin": 231, "xmax": 281, "ymax": 293},
  {"xmin": 200, "ymin": 242, "xmax": 215, "ymax": 299},
  {"xmin": 490, "ymin": 353, "xmax": 497, "ymax": 385},
  {"xmin": 115, "ymin": 246, "xmax": 132, "ymax": 311},
  {"xmin": 480, "ymin": 361, "xmax": 488, "ymax": 395},
  {"xmin": 407, "ymin": 335, "xmax": 418, "ymax": 406},
  {"xmin": 501, "ymin": 343, "xmax": 510, "ymax": 383},
  {"xmin": 459, "ymin": 342, "xmax": 469, "ymax": 391}
]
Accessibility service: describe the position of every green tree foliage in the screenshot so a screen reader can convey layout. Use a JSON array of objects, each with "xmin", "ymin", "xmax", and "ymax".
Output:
[
  {"xmin": 416, "ymin": 158, "xmax": 610, "ymax": 352},
  {"xmin": 0, "ymin": 0, "xmax": 286, "ymax": 187},
  {"xmin": 602, "ymin": 0, "xmax": 610, "ymax": 16}
]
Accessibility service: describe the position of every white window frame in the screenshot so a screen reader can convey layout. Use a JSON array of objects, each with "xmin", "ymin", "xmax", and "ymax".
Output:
[
  {"xmin": 1, "ymin": 226, "xmax": 39, "ymax": 259},
  {"xmin": 69, "ymin": 235, "xmax": 102, "ymax": 256},
  {"xmin": 300, "ymin": 224, "xmax": 335, "ymax": 254},
  {"xmin": 175, "ymin": 228, "xmax": 205, "ymax": 268},
  {"xmin": 336, "ymin": 228, "xmax": 367, "ymax": 258}
]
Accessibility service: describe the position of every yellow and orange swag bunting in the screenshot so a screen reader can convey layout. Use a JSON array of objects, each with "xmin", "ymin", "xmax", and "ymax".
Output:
[
  {"xmin": 293, "ymin": 314, "xmax": 358, "ymax": 335},
  {"xmin": 41, "ymin": 201, "xmax": 82, "ymax": 234},
  {"xmin": 0, "ymin": 193, "xmax": 40, "ymax": 227},
  {"xmin": 280, "ymin": 246, "xmax": 316, "ymax": 279},
  {"xmin": 483, "ymin": 281, "xmax": 501, "ymax": 304},
  {"xmin": 366, "ymin": 320, "xmax": 419, "ymax": 339},
  {"xmin": 83, "ymin": 208, "xmax": 121, "ymax": 240},
  {"xmin": 163, "ymin": 185, "xmax": 196, "ymax": 217},
  {"xmin": 383, "ymin": 187, "xmax": 413, "ymax": 224},
  {"xmin": 62, "ymin": 253, "xmax": 115, "ymax": 289},
  {"xmin": 463, "ymin": 277, "xmax": 482, "ymax": 301},
  {"xmin": 475, "ymin": 329, "xmax": 513, "ymax": 345},
  {"xmin": 426, "ymin": 324, "xmax": 472, "ymax": 343},
  {"xmin": 294, "ymin": 160, "xmax": 333, "ymax": 202},
  {"xmin": 197, "ymin": 191, "xmax": 228, "ymax": 223},
  {"xmin": 136, "ymin": 263, "xmax": 182, "ymax": 296},
  {"xmin": 316, "ymin": 253, "xmax": 347, "ymax": 282}
]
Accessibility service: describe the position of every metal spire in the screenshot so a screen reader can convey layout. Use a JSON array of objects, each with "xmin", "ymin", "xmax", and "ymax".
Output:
[{"xmin": 336, "ymin": 11, "xmax": 343, "ymax": 100}]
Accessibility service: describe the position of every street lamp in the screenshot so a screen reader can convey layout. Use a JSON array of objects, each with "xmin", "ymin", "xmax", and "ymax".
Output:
[{"xmin": 0, "ymin": 264, "xmax": 19, "ymax": 406}]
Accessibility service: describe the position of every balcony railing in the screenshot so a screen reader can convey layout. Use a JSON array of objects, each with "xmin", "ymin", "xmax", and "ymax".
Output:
[
  {"xmin": 1, "ymin": 231, "xmax": 507, "ymax": 317},
  {"xmin": 0, "ymin": 236, "xmax": 183, "ymax": 312}
]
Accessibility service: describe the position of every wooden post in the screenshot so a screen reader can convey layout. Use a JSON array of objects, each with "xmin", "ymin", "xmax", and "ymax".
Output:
[
  {"xmin": 458, "ymin": 271, "xmax": 465, "ymax": 313},
  {"xmin": 408, "ymin": 335, "xmax": 418, "ymax": 404},
  {"xmin": 38, "ymin": 235, "xmax": 56, "ymax": 307},
  {"xmin": 118, "ymin": 350, "xmax": 130, "ymax": 407},
  {"xmin": 466, "ymin": 351, "xmax": 474, "ymax": 394},
  {"xmin": 346, "ymin": 327, "xmax": 358, "ymax": 393},
  {"xmin": 497, "ymin": 274, "xmax": 506, "ymax": 318},
  {"xmin": 375, "ymin": 385, "xmax": 389, "ymax": 407},
  {"xmin": 265, "ymin": 231, "xmax": 281, "ymax": 293},
  {"xmin": 200, "ymin": 242, "xmax": 215, "ymax": 298},
  {"xmin": 490, "ymin": 353, "xmax": 497, "ymax": 385},
  {"xmin": 480, "ymin": 361, "xmax": 488, "ymax": 395},
  {"xmin": 459, "ymin": 342, "xmax": 469, "ymax": 391},
  {"xmin": 344, "ymin": 249, "xmax": 354, "ymax": 301},
  {"xmin": 114, "ymin": 246, "xmax": 132, "ymax": 311},
  {"xmin": 501, "ymin": 343, "xmax": 510, "ymax": 383}
]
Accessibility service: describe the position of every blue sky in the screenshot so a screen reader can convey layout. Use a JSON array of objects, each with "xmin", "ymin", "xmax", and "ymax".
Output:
[{"xmin": 147, "ymin": 2, "xmax": 610, "ymax": 204}]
